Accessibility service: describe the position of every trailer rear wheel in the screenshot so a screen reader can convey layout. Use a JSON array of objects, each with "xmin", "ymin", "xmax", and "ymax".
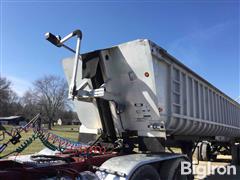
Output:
[
  {"xmin": 194, "ymin": 144, "xmax": 203, "ymax": 161},
  {"xmin": 231, "ymin": 144, "xmax": 240, "ymax": 165},
  {"xmin": 130, "ymin": 164, "xmax": 160, "ymax": 180},
  {"xmin": 160, "ymin": 158, "xmax": 191, "ymax": 180},
  {"xmin": 200, "ymin": 142, "xmax": 210, "ymax": 161}
]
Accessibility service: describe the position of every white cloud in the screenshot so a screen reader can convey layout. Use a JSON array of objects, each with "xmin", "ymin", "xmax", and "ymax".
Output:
[
  {"xmin": 7, "ymin": 76, "xmax": 32, "ymax": 96},
  {"xmin": 166, "ymin": 21, "xmax": 234, "ymax": 68},
  {"xmin": 168, "ymin": 21, "xmax": 231, "ymax": 51}
]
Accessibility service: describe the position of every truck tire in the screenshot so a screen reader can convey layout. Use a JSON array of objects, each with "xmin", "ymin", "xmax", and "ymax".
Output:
[
  {"xmin": 130, "ymin": 164, "xmax": 160, "ymax": 180},
  {"xmin": 231, "ymin": 144, "xmax": 240, "ymax": 165},
  {"xmin": 160, "ymin": 158, "xmax": 192, "ymax": 180},
  {"xmin": 194, "ymin": 144, "xmax": 203, "ymax": 161},
  {"xmin": 200, "ymin": 142, "xmax": 210, "ymax": 161}
]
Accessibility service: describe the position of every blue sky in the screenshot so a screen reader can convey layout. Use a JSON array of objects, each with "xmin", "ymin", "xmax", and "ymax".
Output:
[{"xmin": 0, "ymin": 1, "xmax": 239, "ymax": 100}]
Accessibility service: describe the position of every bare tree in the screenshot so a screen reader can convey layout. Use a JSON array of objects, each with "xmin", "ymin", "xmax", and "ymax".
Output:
[
  {"xmin": 0, "ymin": 75, "xmax": 68, "ymax": 127},
  {"xmin": 0, "ymin": 77, "xmax": 11, "ymax": 115},
  {"xmin": 0, "ymin": 76, "xmax": 21, "ymax": 116},
  {"xmin": 32, "ymin": 75, "xmax": 68, "ymax": 129},
  {"xmin": 0, "ymin": 76, "xmax": 11, "ymax": 97},
  {"xmin": 21, "ymin": 90, "xmax": 39, "ymax": 121},
  {"xmin": 7, "ymin": 91, "xmax": 22, "ymax": 115}
]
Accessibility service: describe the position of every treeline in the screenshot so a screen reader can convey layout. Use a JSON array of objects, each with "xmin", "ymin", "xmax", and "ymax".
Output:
[{"xmin": 0, "ymin": 75, "xmax": 78, "ymax": 129}]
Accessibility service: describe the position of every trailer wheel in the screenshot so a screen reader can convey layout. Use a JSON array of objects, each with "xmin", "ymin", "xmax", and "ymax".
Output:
[
  {"xmin": 200, "ymin": 142, "xmax": 210, "ymax": 161},
  {"xmin": 130, "ymin": 165, "xmax": 160, "ymax": 180},
  {"xmin": 231, "ymin": 144, "xmax": 240, "ymax": 165},
  {"xmin": 194, "ymin": 144, "xmax": 203, "ymax": 161},
  {"xmin": 160, "ymin": 158, "xmax": 191, "ymax": 180}
]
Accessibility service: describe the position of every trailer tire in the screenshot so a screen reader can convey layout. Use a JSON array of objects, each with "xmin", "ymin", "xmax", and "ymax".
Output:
[
  {"xmin": 160, "ymin": 158, "xmax": 192, "ymax": 180},
  {"xmin": 231, "ymin": 144, "xmax": 240, "ymax": 165},
  {"xmin": 130, "ymin": 164, "xmax": 160, "ymax": 180},
  {"xmin": 200, "ymin": 142, "xmax": 210, "ymax": 161},
  {"xmin": 194, "ymin": 144, "xmax": 203, "ymax": 161}
]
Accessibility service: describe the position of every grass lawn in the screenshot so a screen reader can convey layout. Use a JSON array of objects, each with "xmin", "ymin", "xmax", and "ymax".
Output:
[{"xmin": 0, "ymin": 125, "xmax": 80, "ymax": 158}]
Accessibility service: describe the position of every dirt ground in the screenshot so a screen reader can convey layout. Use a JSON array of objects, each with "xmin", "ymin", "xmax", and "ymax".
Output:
[{"xmin": 194, "ymin": 156, "xmax": 240, "ymax": 180}]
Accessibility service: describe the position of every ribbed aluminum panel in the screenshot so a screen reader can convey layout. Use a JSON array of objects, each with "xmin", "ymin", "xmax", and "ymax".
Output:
[{"xmin": 150, "ymin": 41, "xmax": 240, "ymax": 137}]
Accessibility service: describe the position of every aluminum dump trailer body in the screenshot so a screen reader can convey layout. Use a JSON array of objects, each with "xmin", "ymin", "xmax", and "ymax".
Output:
[{"xmin": 63, "ymin": 39, "xmax": 240, "ymax": 139}]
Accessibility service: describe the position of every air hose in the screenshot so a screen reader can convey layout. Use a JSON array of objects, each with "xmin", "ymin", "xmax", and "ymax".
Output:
[
  {"xmin": 37, "ymin": 131, "xmax": 65, "ymax": 152},
  {"xmin": 0, "ymin": 133, "xmax": 38, "ymax": 159},
  {"xmin": 15, "ymin": 133, "xmax": 39, "ymax": 153}
]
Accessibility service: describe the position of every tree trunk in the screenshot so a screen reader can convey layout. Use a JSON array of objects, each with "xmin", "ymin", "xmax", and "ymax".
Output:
[
  {"xmin": 37, "ymin": 117, "xmax": 42, "ymax": 130},
  {"xmin": 48, "ymin": 118, "xmax": 52, "ymax": 130}
]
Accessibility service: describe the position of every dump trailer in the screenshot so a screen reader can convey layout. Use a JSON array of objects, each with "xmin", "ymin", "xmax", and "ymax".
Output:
[
  {"xmin": 0, "ymin": 29, "xmax": 239, "ymax": 179},
  {"xmin": 57, "ymin": 29, "xmax": 240, "ymax": 176},
  {"xmin": 59, "ymin": 29, "xmax": 240, "ymax": 177},
  {"xmin": 62, "ymin": 30, "xmax": 240, "ymax": 148}
]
